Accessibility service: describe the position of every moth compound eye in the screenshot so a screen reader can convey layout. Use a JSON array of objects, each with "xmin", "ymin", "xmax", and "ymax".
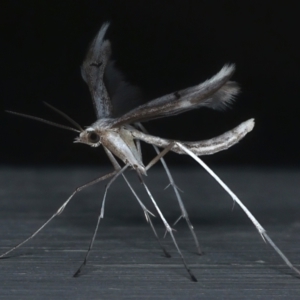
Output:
[{"xmin": 88, "ymin": 132, "xmax": 100, "ymax": 144}]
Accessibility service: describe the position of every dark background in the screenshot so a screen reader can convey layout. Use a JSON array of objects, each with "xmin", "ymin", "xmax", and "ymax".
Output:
[
  {"xmin": 1, "ymin": 3, "xmax": 300, "ymax": 296},
  {"xmin": 1, "ymin": 1, "xmax": 299, "ymax": 167}
]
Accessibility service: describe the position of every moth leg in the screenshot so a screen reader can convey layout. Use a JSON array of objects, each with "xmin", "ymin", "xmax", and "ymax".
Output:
[
  {"xmin": 145, "ymin": 143, "xmax": 175, "ymax": 171},
  {"xmin": 104, "ymin": 147, "xmax": 171, "ymax": 258},
  {"xmin": 135, "ymin": 135, "xmax": 142, "ymax": 159},
  {"xmin": 136, "ymin": 122, "xmax": 202, "ymax": 255},
  {"xmin": 138, "ymin": 173, "xmax": 197, "ymax": 282},
  {"xmin": 122, "ymin": 173, "xmax": 171, "ymax": 258},
  {"xmin": 73, "ymin": 165, "xmax": 128, "ymax": 277},
  {"xmin": 176, "ymin": 142, "xmax": 300, "ymax": 277},
  {"xmin": 0, "ymin": 170, "xmax": 118, "ymax": 259}
]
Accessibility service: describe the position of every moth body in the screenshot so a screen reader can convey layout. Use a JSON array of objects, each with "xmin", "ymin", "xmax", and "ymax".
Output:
[{"xmin": 76, "ymin": 119, "xmax": 146, "ymax": 175}]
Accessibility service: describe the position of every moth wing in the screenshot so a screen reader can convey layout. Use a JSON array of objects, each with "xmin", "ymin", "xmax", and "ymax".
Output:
[
  {"xmin": 112, "ymin": 64, "xmax": 239, "ymax": 127},
  {"xmin": 104, "ymin": 61, "xmax": 144, "ymax": 117},
  {"xmin": 81, "ymin": 23, "xmax": 113, "ymax": 118}
]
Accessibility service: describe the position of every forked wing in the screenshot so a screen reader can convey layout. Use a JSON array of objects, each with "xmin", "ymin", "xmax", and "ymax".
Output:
[
  {"xmin": 112, "ymin": 64, "xmax": 239, "ymax": 127},
  {"xmin": 81, "ymin": 23, "xmax": 113, "ymax": 118}
]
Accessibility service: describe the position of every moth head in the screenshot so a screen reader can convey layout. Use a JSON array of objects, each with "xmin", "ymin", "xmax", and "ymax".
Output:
[{"xmin": 75, "ymin": 127, "xmax": 101, "ymax": 147}]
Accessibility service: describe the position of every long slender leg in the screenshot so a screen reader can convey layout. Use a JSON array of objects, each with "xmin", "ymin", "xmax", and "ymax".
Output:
[
  {"xmin": 73, "ymin": 165, "xmax": 128, "ymax": 277},
  {"xmin": 136, "ymin": 123, "xmax": 202, "ymax": 255},
  {"xmin": 135, "ymin": 136, "xmax": 142, "ymax": 159},
  {"xmin": 103, "ymin": 147, "xmax": 171, "ymax": 258},
  {"xmin": 138, "ymin": 173, "xmax": 197, "ymax": 282},
  {"xmin": 0, "ymin": 170, "xmax": 118, "ymax": 259},
  {"xmin": 121, "ymin": 173, "xmax": 171, "ymax": 258},
  {"xmin": 176, "ymin": 142, "xmax": 300, "ymax": 276},
  {"xmin": 140, "ymin": 139, "xmax": 300, "ymax": 277},
  {"xmin": 145, "ymin": 143, "xmax": 175, "ymax": 171}
]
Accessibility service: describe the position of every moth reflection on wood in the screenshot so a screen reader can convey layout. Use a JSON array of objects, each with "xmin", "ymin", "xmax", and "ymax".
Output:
[{"xmin": 3, "ymin": 23, "xmax": 299, "ymax": 281}]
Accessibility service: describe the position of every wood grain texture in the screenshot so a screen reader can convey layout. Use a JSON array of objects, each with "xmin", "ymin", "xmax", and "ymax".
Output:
[{"xmin": 1, "ymin": 167, "xmax": 300, "ymax": 299}]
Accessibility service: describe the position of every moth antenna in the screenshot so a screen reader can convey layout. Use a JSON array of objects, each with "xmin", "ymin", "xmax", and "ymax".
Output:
[
  {"xmin": 5, "ymin": 110, "xmax": 81, "ymax": 133},
  {"xmin": 43, "ymin": 102, "xmax": 83, "ymax": 131}
]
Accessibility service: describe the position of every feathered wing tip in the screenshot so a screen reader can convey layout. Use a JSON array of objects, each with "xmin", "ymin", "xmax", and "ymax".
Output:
[
  {"xmin": 82, "ymin": 23, "xmax": 144, "ymax": 117},
  {"xmin": 111, "ymin": 63, "xmax": 239, "ymax": 126},
  {"xmin": 210, "ymin": 63, "xmax": 235, "ymax": 84},
  {"xmin": 81, "ymin": 22, "xmax": 113, "ymax": 118},
  {"xmin": 203, "ymin": 80, "xmax": 240, "ymax": 110},
  {"xmin": 81, "ymin": 22, "xmax": 111, "ymax": 83},
  {"xmin": 184, "ymin": 63, "xmax": 239, "ymax": 110},
  {"xmin": 93, "ymin": 22, "xmax": 110, "ymax": 55}
]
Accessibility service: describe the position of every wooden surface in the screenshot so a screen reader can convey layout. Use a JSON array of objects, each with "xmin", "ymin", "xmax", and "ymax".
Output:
[{"xmin": 1, "ymin": 167, "xmax": 300, "ymax": 299}]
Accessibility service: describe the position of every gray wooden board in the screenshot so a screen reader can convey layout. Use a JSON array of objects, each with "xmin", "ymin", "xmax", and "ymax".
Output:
[{"xmin": 0, "ymin": 167, "xmax": 300, "ymax": 299}]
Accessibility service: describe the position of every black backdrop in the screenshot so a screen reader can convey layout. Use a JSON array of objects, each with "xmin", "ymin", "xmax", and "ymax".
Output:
[{"xmin": 1, "ymin": 1, "xmax": 299, "ymax": 167}]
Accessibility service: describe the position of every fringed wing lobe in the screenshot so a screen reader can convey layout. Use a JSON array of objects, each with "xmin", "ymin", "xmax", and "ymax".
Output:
[
  {"xmin": 81, "ymin": 23, "xmax": 113, "ymax": 118},
  {"xmin": 197, "ymin": 80, "xmax": 239, "ymax": 110},
  {"xmin": 111, "ymin": 64, "xmax": 239, "ymax": 127},
  {"xmin": 129, "ymin": 119, "xmax": 255, "ymax": 156}
]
